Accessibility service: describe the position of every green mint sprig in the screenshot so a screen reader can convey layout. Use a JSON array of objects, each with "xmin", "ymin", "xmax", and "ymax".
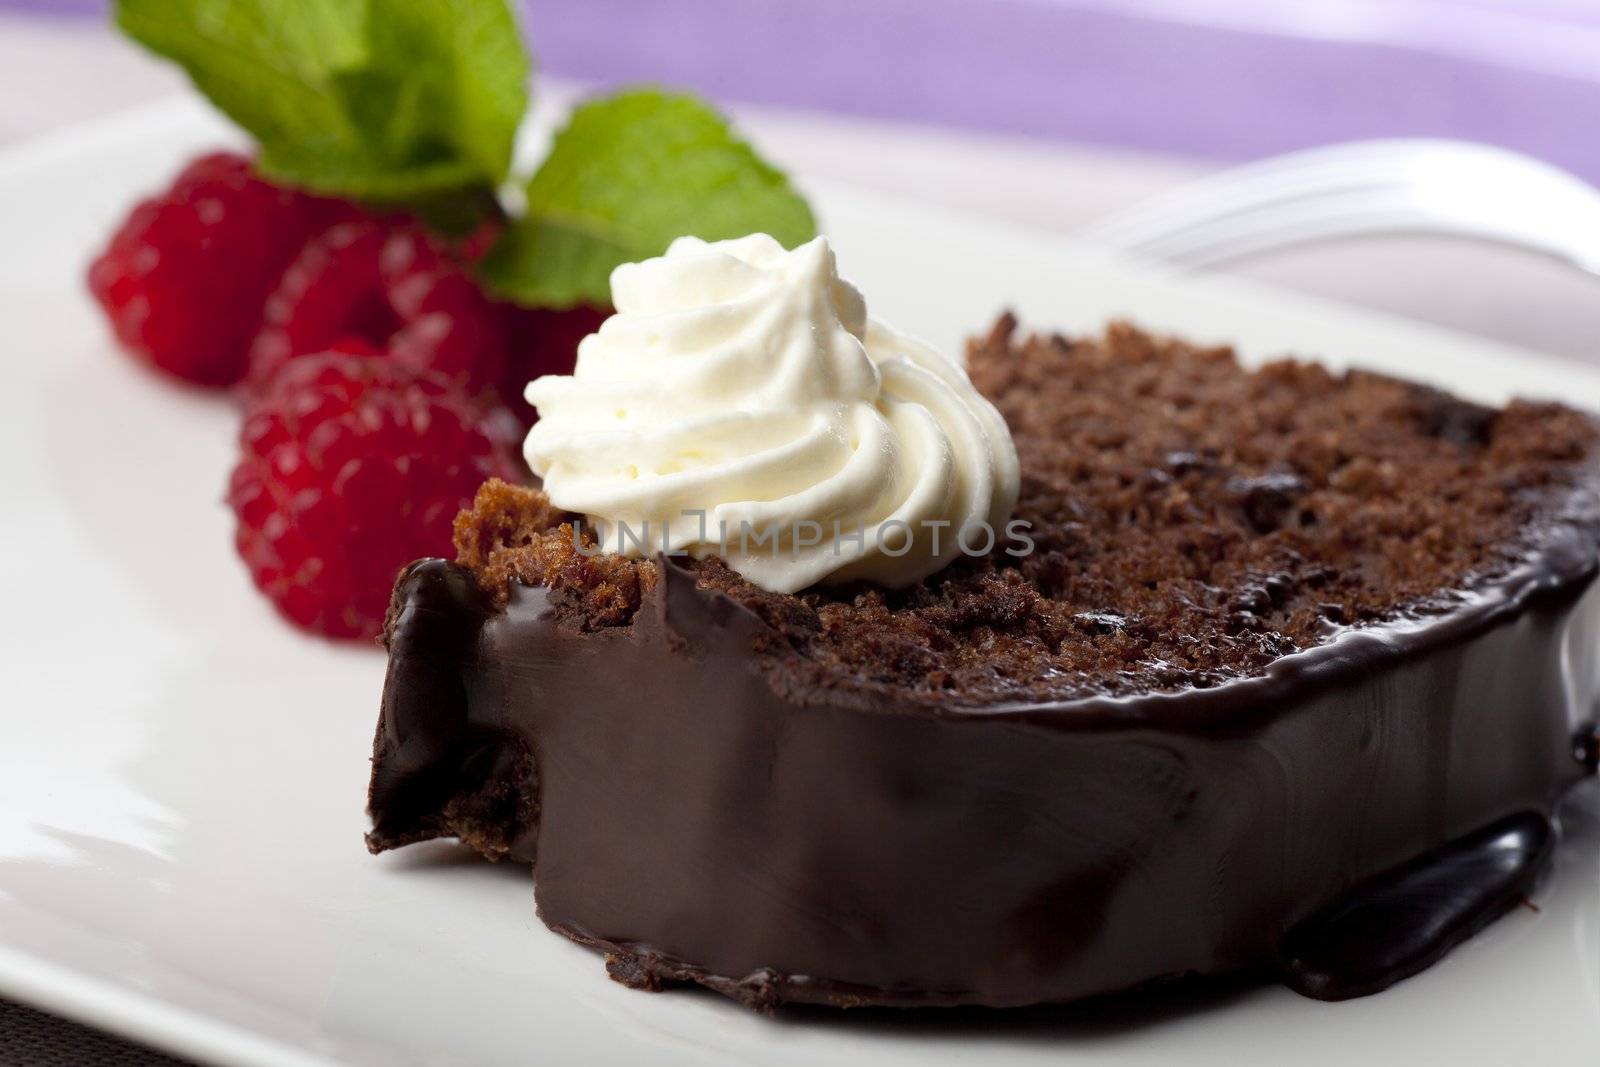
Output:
[
  {"xmin": 116, "ymin": 0, "xmax": 529, "ymax": 201},
  {"xmin": 113, "ymin": 0, "xmax": 816, "ymax": 307},
  {"xmin": 480, "ymin": 89, "xmax": 815, "ymax": 307}
]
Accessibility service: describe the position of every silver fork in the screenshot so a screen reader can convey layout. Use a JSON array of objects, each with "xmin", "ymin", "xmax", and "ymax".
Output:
[{"xmin": 1078, "ymin": 139, "xmax": 1600, "ymax": 276}]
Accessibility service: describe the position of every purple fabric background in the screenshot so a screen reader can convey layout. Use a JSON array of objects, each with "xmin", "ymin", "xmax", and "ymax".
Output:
[{"xmin": 14, "ymin": 0, "xmax": 1600, "ymax": 181}]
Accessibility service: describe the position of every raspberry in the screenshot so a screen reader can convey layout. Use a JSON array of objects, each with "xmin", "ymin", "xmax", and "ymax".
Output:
[
  {"xmin": 87, "ymin": 152, "xmax": 349, "ymax": 387},
  {"xmin": 228, "ymin": 354, "xmax": 520, "ymax": 639},
  {"xmin": 246, "ymin": 219, "xmax": 508, "ymax": 398},
  {"xmin": 457, "ymin": 217, "xmax": 504, "ymax": 264},
  {"xmin": 502, "ymin": 304, "xmax": 610, "ymax": 426}
]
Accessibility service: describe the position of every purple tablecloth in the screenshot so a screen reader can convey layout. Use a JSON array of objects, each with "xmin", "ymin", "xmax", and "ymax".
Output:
[
  {"xmin": 16, "ymin": 0, "xmax": 1600, "ymax": 181},
  {"xmin": 529, "ymin": 0, "xmax": 1600, "ymax": 182}
]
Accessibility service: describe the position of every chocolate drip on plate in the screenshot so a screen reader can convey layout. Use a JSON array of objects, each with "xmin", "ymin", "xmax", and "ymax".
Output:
[{"xmin": 1279, "ymin": 813, "xmax": 1553, "ymax": 1000}]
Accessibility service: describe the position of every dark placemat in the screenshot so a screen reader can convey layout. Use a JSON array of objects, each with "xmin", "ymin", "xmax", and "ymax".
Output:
[{"xmin": 0, "ymin": 998, "xmax": 196, "ymax": 1067}]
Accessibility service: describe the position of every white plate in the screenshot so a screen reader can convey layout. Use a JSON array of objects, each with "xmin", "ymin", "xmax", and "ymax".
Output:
[{"xmin": 3, "ymin": 96, "xmax": 1599, "ymax": 1067}]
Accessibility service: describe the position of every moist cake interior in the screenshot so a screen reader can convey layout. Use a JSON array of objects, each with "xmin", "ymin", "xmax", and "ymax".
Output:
[{"xmin": 449, "ymin": 315, "xmax": 1598, "ymax": 705}]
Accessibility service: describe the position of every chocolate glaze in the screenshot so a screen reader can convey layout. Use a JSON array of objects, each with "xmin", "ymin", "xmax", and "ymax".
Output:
[
  {"xmin": 367, "ymin": 510, "xmax": 1600, "ymax": 1010},
  {"xmin": 1279, "ymin": 812, "xmax": 1553, "ymax": 1000}
]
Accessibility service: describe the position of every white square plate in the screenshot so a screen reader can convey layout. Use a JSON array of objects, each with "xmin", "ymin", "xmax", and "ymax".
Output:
[{"xmin": 2, "ymin": 97, "xmax": 1598, "ymax": 1067}]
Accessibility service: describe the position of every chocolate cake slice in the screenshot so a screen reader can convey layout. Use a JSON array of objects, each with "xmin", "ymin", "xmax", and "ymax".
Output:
[{"xmin": 368, "ymin": 316, "xmax": 1600, "ymax": 1010}]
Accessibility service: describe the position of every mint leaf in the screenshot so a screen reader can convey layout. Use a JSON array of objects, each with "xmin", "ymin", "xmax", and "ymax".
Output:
[
  {"xmin": 481, "ymin": 89, "xmax": 816, "ymax": 307},
  {"xmin": 114, "ymin": 0, "xmax": 528, "ymax": 202}
]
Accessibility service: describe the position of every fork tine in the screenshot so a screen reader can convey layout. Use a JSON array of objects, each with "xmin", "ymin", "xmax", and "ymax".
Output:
[
  {"xmin": 1082, "ymin": 141, "xmax": 1435, "ymax": 249},
  {"xmin": 1082, "ymin": 139, "xmax": 1600, "ymax": 277}
]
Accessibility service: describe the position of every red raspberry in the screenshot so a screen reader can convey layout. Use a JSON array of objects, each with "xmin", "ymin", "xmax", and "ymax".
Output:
[
  {"xmin": 457, "ymin": 217, "xmax": 504, "ymax": 264},
  {"xmin": 501, "ymin": 304, "xmax": 610, "ymax": 426},
  {"xmin": 246, "ymin": 220, "xmax": 508, "ymax": 398},
  {"xmin": 87, "ymin": 152, "xmax": 349, "ymax": 387},
  {"xmin": 228, "ymin": 354, "xmax": 520, "ymax": 639}
]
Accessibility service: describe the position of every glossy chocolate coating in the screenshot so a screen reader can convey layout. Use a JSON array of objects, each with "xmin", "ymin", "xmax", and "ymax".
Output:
[
  {"xmin": 368, "ymin": 516, "xmax": 1600, "ymax": 1010},
  {"xmin": 1279, "ymin": 812, "xmax": 1553, "ymax": 1000}
]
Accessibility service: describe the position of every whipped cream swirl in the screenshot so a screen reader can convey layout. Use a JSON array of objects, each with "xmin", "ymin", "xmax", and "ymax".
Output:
[{"xmin": 522, "ymin": 234, "xmax": 1020, "ymax": 593}]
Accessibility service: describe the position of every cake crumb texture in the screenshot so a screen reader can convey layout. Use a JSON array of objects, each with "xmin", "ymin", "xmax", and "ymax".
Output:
[{"xmin": 451, "ymin": 316, "xmax": 1598, "ymax": 702}]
